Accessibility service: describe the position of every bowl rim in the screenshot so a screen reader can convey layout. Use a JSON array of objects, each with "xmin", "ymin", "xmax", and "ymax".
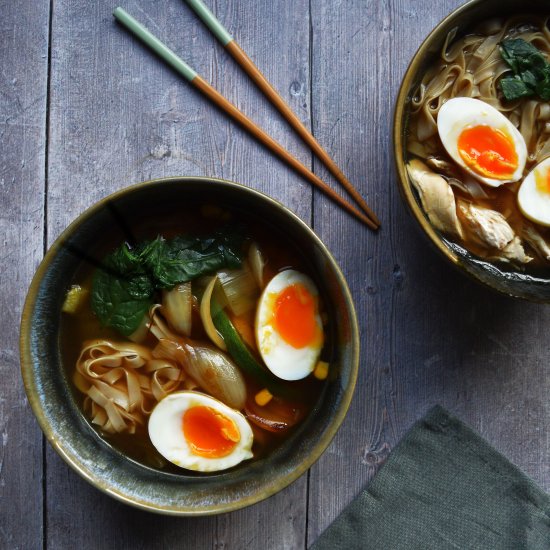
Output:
[
  {"xmin": 393, "ymin": 0, "xmax": 481, "ymax": 272},
  {"xmin": 392, "ymin": 0, "xmax": 550, "ymax": 300},
  {"xmin": 19, "ymin": 175, "xmax": 360, "ymax": 515}
]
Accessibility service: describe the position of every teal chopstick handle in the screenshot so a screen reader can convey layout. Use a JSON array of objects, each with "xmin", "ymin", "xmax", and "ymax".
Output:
[
  {"xmin": 113, "ymin": 7, "xmax": 198, "ymax": 82},
  {"xmin": 185, "ymin": 0, "xmax": 233, "ymax": 46}
]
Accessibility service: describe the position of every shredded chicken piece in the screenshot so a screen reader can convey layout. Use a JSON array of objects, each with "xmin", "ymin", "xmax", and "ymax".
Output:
[
  {"xmin": 407, "ymin": 159, "xmax": 463, "ymax": 239},
  {"xmin": 457, "ymin": 200, "xmax": 514, "ymax": 250},
  {"xmin": 457, "ymin": 200, "xmax": 532, "ymax": 264},
  {"xmin": 491, "ymin": 236, "xmax": 532, "ymax": 264}
]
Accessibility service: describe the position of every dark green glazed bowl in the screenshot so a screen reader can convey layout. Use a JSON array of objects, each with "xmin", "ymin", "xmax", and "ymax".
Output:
[
  {"xmin": 20, "ymin": 177, "xmax": 359, "ymax": 515},
  {"xmin": 394, "ymin": 0, "xmax": 550, "ymax": 301}
]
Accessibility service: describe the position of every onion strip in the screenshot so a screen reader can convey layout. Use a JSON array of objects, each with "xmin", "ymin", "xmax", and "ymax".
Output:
[
  {"xmin": 248, "ymin": 242, "xmax": 265, "ymax": 288},
  {"xmin": 153, "ymin": 338, "xmax": 247, "ymax": 409},
  {"xmin": 162, "ymin": 282, "xmax": 192, "ymax": 336},
  {"xmin": 217, "ymin": 266, "xmax": 258, "ymax": 316},
  {"xmin": 200, "ymin": 276, "xmax": 227, "ymax": 351}
]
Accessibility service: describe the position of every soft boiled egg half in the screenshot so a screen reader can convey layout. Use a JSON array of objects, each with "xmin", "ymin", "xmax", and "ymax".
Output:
[
  {"xmin": 255, "ymin": 270, "xmax": 324, "ymax": 381},
  {"xmin": 437, "ymin": 97, "xmax": 527, "ymax": 187},
  {"xmin": 148, "ymin": 391, "xmax": 253, "ymax": 472},
  {"xmin": 518, "ymin": 157, "xmax": 550, "ymax": 227}
]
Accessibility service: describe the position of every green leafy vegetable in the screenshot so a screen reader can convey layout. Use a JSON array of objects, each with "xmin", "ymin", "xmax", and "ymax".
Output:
[
  {"xmin": 499, "ymin": 38, "xmax": 550, "ymax": 101},
  {"xmin": 134, "ymin": 232, "xmax": 243, "ymax": 289},
  {"xmin": 91, "ymin": 229, "xmax": 244, "ymax": 336},
  {"xmin": 500, "ymin": 75, "xmax": 533, "ymax": 100},
  {"xmin": 91, "ymin": 246, "xmax": 154, "ymax": 336}
]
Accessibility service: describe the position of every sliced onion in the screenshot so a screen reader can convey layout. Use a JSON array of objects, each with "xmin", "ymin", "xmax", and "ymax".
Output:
[
  {"xmin": 200, "ymin": 276, "xmax": 227, "ymax": 351},
  {"xmin": 217, "ymin": 266, "xmax": 259, "ymax": 316},
  {"xmin": 149, "ymin": 304, "xmax": 180, "ymax": 342},
  {"xmin": 539, "ymin": 103, "xmax": 550, "ymax": 121},
  {"xmin": 162, "ymin": 282, "xmax": 192, "ymax": 336},
  {"xmin": 248, "ymin": 242, "xmax": 265, "ymax": 288},
  {"xmin": 153, "ymin": 338, "xmax": 246, "ymax": 409}
]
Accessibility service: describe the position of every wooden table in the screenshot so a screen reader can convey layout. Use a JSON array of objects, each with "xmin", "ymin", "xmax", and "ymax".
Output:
[{"xmin": 2, "ymin": 0, "xmax": 549, "ymax": 548}]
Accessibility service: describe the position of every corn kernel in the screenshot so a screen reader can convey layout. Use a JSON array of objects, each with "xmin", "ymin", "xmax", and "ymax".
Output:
[
  {"xmin": 313, "ymin": 361, "xmax": 329, "ymax": 380},
  {"xmin": 62, "ymin": 285, "xmax": 88, "ymax": 314},
  {"xmin": 254, "ymin": 388, "xmax": 273, "ymax": 406}
]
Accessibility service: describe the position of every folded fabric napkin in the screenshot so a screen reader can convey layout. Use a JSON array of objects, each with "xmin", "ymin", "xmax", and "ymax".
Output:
[{"xmin": 312, "ymin": 406, "xmax": 550, "ymax": 550}]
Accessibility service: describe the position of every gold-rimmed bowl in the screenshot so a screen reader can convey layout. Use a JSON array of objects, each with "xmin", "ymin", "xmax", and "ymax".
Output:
[
  {"xmin": 20, "ymin": 177, "xmax": 359, "ymax": 515},
  {"xmin": 394, "ymin": 0, "xmax": 550, "ymax": 301}
]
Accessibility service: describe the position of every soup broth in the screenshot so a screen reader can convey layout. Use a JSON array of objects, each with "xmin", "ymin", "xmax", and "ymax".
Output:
[{"xmin": 60, "ymin": 202, "xmax": 332, "ymax": 474}]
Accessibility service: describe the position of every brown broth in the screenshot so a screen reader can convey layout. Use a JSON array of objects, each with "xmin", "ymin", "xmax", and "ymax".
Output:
[{"xmin": 60, "ymin": 203, "xmax": 330, "ymax": 474}]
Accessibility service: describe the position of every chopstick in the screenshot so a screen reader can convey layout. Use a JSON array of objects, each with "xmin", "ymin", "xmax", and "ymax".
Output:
[
  {"xmin": 185, "ymin": 0, "xmax": 380, "ymax": 227},
  {"xmin": 113, "ymin": 7, "xmax": 377, "ymax": 230}
]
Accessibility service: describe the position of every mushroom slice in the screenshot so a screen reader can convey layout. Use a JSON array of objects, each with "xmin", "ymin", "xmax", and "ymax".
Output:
[
  {"xmin": 522, "ymin": 225, "xmax": 550, "ymax": 262},
  {"xmin": 407, "ymin": 159, "xmax": 463, "ymax": 239},
  {"xmin": 456, "ymin": 200, "xmax": 515, "ymax": 251}
]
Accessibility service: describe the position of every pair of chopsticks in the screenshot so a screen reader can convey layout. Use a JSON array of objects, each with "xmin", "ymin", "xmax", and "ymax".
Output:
[{"xmin": 113, "ymin": 3, "xmax": 380, "ymax": 230}]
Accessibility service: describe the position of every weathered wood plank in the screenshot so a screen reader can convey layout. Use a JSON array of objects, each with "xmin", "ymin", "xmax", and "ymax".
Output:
[
  {"xmin": 4, "ymin": 0, "xmax": 548, "ymax": 548},
  {"xmin": 307, "ymin": 0, "xmax": 395, "ymax": 541},
  {"xmin": 0, "ymin": 1, "xmax": 49, "ymax": 549},
  {"xmin": 307, "ymin": 0, "xmax": 550, "ymax": 545},
  {"xmin": 45, "ymin": 0, "xmax": 311, "ymax": 548}
]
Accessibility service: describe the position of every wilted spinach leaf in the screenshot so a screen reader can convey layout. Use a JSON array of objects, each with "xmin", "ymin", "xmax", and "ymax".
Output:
[
  {"xmin": 91, "ymin": 228, "xmax": 244, "ymax": 335},
  {"xmin": 91, "ymin": 245, "xmax": 154, "ymax": 336},
  {"xmin": 536, "ymin": 65, "xmax": 550, "ymax": 101},
  {"xmin": 499, "ymin": 76, "xmax": 532, "ymax": 100},
  {"xmin": 500, "ymin": 39, "xmax": 546, "ymax": 73},
  {"xmin": 499, "ymin": 39, "xmax": 550, "ymax": 101}
]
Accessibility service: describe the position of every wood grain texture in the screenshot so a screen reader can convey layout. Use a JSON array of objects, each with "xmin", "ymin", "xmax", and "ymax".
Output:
[
  {"xmin": 1, "ymin": 0, "xmax": 549, "ymax": 549},
  {"xmin": 307, "ymin": 0, "xmax": 550, "ymax": 545},
  {"xmin": 0, "ymin": 1, "xmax": 49, "ymax": 549},
  {"xmin": 44, "ymin": 0, "xmax": 311, "ymax": 548}
]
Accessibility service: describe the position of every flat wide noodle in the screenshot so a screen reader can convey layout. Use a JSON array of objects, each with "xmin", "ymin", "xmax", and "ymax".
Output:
[
  {"xmin": 75, "ymin": 339, "xmax": 185, "ymax": 434},
  {"xmin": 408, "ymin": 15, "xmax": 550, "ymax": 164}
]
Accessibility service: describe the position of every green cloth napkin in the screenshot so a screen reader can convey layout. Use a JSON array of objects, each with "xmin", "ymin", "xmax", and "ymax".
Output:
[{"xmin": 312, "ymin": 406, "xmax": 550, "ymax": 550}]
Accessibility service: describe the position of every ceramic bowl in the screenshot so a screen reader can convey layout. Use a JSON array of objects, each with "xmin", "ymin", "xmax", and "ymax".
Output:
[
  {"xmin": 20, "ymin": 177, "xmax": 359, "ymax": 515},
  {"xmin": 393, "ymin": 0, "xmax": 550, "ymax": 301}
]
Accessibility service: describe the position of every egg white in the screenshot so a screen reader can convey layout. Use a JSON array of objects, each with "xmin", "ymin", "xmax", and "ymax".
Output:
[
  {"xmin": 518, "ymin": 157, "xmax": 550, "ymax": 227},
  {"xmin": 255, "ymin": 270, "xmax": 323, "ymax": 381},
  {"xmin": 148, "ymin": 391, "xmax": 253, "ymax": 472},
  {"xmin": 437, "ymin": 97, "xmax": 527, "ymax": 187}
]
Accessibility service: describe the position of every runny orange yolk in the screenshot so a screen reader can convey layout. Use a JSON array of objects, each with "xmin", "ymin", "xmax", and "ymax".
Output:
[
  {"xmin": 535, "ymin": 168, "xmax": 550, "ymax": 194},
  {"xmin": 183, "ymin": 406, "xmax": 240, "ymax": 458},
  {"xmin": 273, "ymin": 283, "xmax": 318, "ymax": 349},
  {"xmin": 457, "ymin": 125, "xmax": 518, "ymax": 179}
]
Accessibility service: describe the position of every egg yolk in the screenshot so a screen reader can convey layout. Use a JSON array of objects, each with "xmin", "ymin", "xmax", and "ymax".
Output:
[
  {"xmin": 183, "ymin": 406, "xmax": 240, "ymax": 458},
  {"xmin": 535, "ymin": 168, "xmax": 550, "ymax": 194},
  {"xmin": 273, "ymin": 283, "xmax": 318, "ymax": 348},
  {"xmin": 457, "ymin": 125, "xmax": 518, "ymax": 179}
]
